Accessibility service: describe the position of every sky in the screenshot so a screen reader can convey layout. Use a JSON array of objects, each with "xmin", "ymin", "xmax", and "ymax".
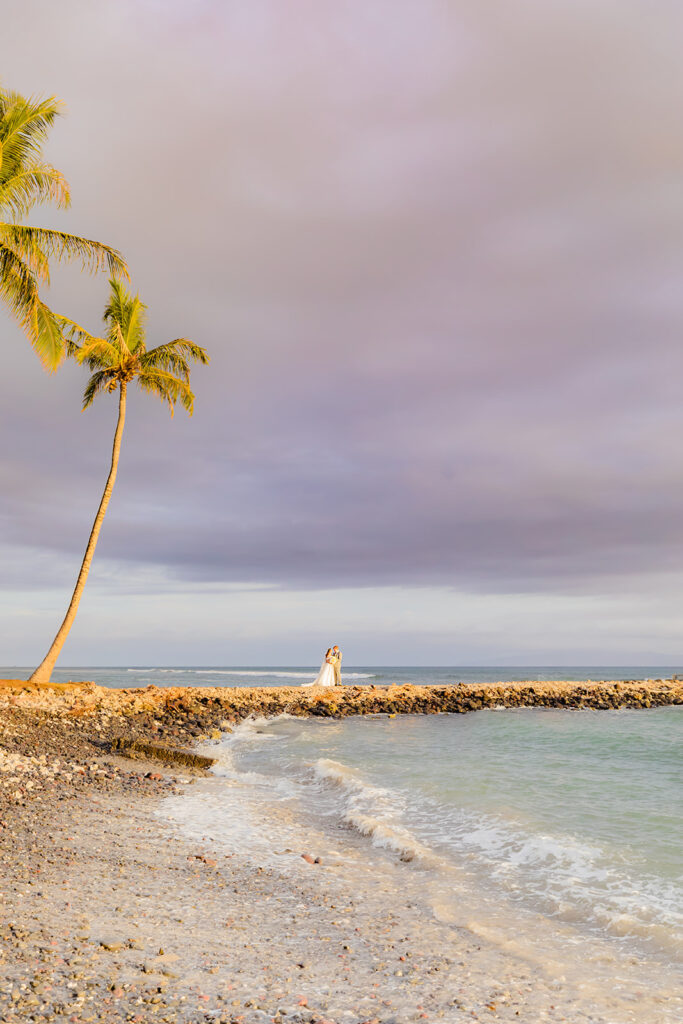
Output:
[{"xmin": 2, "ymin": 0, "xmax": 683, "ymax": 667}]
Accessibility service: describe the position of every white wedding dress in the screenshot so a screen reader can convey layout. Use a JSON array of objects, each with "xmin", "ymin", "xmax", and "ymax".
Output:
[{"xmin": 302, "ymin": 657, "xmax": 336, "ymax": 687}]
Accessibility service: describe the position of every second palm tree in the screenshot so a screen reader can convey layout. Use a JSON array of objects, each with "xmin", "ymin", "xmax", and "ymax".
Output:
[{"xmin": 29, "ymin": 278, "xmax": 209, "ymax": 684}]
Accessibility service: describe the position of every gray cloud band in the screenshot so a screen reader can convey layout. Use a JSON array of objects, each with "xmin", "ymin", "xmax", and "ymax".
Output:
[{"xmin": 3, "ymin": 1, "xmax": 683, "ymax": 599}]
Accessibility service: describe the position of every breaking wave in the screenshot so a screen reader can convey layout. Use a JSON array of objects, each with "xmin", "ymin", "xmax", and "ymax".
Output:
[
  {"xmin": 312, "ymin": 758, "xmax": 438, "ymax": 864},
  {"xmin": 162, "ymin": 708, "xmax": 683, "ymax": 962},
  {"xmin": 192, "ymin": 670, "xmax": 375, "ymax": 679}
]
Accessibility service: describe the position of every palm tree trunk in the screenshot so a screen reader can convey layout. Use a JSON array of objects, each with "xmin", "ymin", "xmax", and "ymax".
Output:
[{"xmin": 29, "ymin": 383, "xmax": 127, "ymax": 684}]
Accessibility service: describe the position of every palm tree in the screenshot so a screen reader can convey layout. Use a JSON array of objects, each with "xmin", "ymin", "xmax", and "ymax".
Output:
[
  {"xmin": 29, "ymin": 278, "xmax": 209, "ymax": 684},
  {"xmin": 0, "ymin": 87, "xmax": 127, "ymax": 369}
]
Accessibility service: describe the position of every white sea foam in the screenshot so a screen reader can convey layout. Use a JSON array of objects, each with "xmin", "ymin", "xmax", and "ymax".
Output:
[
  {"xmin": 312, "ymin": 758, "xmax": 439, "ymax": 864},
  {"xmin": 209, "ymin": 713, "xmax": 300, "ymax": 773},
  {"xmin": 313, "ymin": 757, "xmax": 393, "ymax": 802},
  {"xmin": 127, "ymin": 667, "xmax": 185, "ymax": 673},
  {"xmin": 162, "ymin": 708, "xmax": 683, "ymax": 961},
  {"xmin": 196, "ymin": 670, "xmax": 314, "ymax": 678},
  {"xmin": 160, "ymin": 715, "xmax": 304, "ymax": 861},
  {"xmin": 127, "ymin": 668, "xmax": 374, "ymax": 679},
  {"xmin": 405, "ymin": 802, "xmax": 683, "ymax": 953},
  {"xmin": 193, "ymin": 670, "xmax": 375, "ymax": 679}
]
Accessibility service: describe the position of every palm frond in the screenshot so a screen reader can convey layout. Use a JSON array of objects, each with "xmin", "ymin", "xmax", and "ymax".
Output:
[
  {"xmin": 114, "ymin": 322, "xmax": 132, "ymax": 358},
  {"xmin": 24, "ymin": 298, "xmax": 67, "ymax": 370},
  {"xmin": 123, "ymin": 294, "xmax": 147, "ymax": 353},
  {"xmin": 0, "ymin": 164, "xmax": 70, "ymax": 219},
  {"xmin": 51, "ymin": 313, "xmax": 99, "ymax": 353},
  {"xmin": 143, "ymin": 338, "xmax": 210, "ymax": 367},
  {"xmin": 0, "ymin": 91, "xmax": 63, "ymax": 183},
  {"xmin": 3, "ymin": 224, "xmax": 127, "ymax": 278},
  {"xmin": 0, "ymin": 240, "xmax": 101, "ymax": 369},
  {"xmin": 0, "ymin": 241, "xmax": 37, "ymax": 317},
  {"xmin": 103, "ymin": 277, "xmax": 130, "ymax": 326},
  {"xmin": 137, "ymin": 368, "xmax": 195, "ymax": 416},
  {"xmin": 0, "ymin": 222, "xmax": 51, "ymax": 282},
  {"xmin": 75, "ymin": 336, "xmax": 120, "ymax": 370},
  {"xmin": 139, "ymin": 347, "xmax": 190, "ymax": 380},
  {"xmin": 0, "ymin": 243, "xmax": 65, "ymax": 367},
  {"xmin": 82, "ymin": 369, "xmax": 115, "ymax": 410},
  {"xmin": 103, "ymin": 278, "xmax": 145, "ymax": 350}
]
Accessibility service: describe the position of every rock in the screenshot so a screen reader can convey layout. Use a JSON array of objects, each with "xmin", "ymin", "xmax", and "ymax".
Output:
[
  {"xmin": 110, "ymin": 737, "xmax": 216, "ymax": 769},
  {"xmin": 301, "ymin": 853, "xmax": 316, "ymax": 864},
  {"xmin": 98, "ymin": 937, "xmax": 124, "ymax": 951},
  {"xmin": 190, "ymin": 853, "xmax": 217, "ymax": 866}
]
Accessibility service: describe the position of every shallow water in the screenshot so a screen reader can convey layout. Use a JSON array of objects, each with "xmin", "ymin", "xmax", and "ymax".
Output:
[{"xmin": 165, "ymin": 707, "xmax": 682, "ymax": 967}]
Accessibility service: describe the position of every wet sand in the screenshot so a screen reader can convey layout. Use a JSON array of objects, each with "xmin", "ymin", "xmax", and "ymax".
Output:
[{"xmin": 1, "ymin": 679, "xmax": 681, "ymax": 1023}]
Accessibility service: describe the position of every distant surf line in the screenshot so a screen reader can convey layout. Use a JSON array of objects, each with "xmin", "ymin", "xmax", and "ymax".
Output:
[{"xmin": 126, "ymin": 668, "xmax": 376, "ymax": 679}]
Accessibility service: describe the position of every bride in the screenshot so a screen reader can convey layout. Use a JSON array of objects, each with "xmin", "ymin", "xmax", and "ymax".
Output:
[{"xmin": 302, "ymin": 648, "xmax": 338, "ymax": 687}]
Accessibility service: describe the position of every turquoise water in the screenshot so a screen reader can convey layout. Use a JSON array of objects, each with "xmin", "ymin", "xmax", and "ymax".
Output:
[
  {"xmin": 7, "ymin": 661, "xmax": 679, "ymax": 958},
  {"xmin": 227, "ymin": 707, "xmax": 682, "ymax": 959},
  {"xmin": 2, "ymin": 664, "xmax": 681, "ymax": 687}
]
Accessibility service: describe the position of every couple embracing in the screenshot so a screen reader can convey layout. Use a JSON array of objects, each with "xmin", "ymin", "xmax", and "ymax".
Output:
[{"xmin": 303, "ymin": 645, "xmax": 342, "ymax": 687}]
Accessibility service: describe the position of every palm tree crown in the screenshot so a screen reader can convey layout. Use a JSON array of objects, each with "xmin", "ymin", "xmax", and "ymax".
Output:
[
  {"xmin": 0, "ymin": 87, "xmax": 127, "ymax": 369},
  {"xmin": 70, "ymin": 278, "xmax": 209, "ymax": 413}
]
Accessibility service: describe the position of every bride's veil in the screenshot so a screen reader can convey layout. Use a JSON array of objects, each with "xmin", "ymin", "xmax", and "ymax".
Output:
[
  {"xmin": 313, "ymin": 653, "xmax": 329, "ymax": 682},
  {"xmin": 302, "ymin": 652, "xmax": 329, "ymax": 686}
]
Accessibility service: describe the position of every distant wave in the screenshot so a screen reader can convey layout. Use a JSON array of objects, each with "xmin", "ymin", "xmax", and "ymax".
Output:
[
  {"xmin": 125, "ymin": 667, "xmax": 374, "ymax": 679},
  {"xmin": 195, "ymin": 670, "xmax": 316, "ymax": 678},
  {"xmin": 193, "ymin": 670, "xmax": 375, "ymax": 680},
  {"xmin": 126, "ymin": 668, "xmax": 185, "ymax": 673}
]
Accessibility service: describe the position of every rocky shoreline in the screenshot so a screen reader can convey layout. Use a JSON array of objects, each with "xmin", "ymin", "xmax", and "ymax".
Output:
[
  {"xmin": 1, "ymin": 676, "xmax": 680, "ymax": 859},
  {"xmin": 1, "ymin": 678, "xmax": 681, "ymax": 1024},
  {"xmin": 3, "ymin": 675, "xmax": 681, "ymax": 750},
  {"xmin": 1, "ymin": 676, "xmax": 679, "ymax": 810}
]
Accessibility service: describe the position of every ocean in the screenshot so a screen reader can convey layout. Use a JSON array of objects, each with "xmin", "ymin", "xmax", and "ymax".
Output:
[{"xmin": 2, "ymin": 663, "xmax": 681, "ymax": 688}]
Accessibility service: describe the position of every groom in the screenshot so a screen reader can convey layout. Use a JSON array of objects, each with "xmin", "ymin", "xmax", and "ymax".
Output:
[{"xmin": 332, "ymin": 645, "xmax": 342, "ymax": 685}]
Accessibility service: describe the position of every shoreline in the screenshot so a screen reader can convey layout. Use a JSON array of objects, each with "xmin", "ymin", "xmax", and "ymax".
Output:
[
  {"xmin": 1, "ymin": 681, "xmax": 681, "ymax": 1023},
  {"xmin": 4, "ymin": 772, "xmax": 680, "ymax": 1024}
]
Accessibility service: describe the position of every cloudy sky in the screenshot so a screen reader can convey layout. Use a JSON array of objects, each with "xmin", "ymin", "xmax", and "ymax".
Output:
[{"xmin": 2, "ymin": 0, "xmax": 683, "ymax": 666}]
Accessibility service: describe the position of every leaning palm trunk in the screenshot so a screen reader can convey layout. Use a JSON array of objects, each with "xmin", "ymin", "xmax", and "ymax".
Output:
[{"xmin": 29, "ymin": 384, "xmax": 127, "ymax": 683}]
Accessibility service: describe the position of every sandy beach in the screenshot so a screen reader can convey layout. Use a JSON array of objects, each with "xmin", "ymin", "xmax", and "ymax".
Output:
[{"xmin": 1, "ymin": 679, "xmax": 681, "ymax": 1024}]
